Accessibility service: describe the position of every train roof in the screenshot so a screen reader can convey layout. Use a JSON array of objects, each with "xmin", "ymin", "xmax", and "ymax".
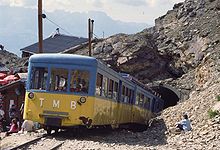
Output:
[
  {"xmin": 120, "ymin": 73, "xmax": 159, "ymax": 96},
  {"xmin": 29, "ymin": 53, "xmax": 97, "ymax": 67},
  {"xmin": 29, "ymin": 53, "xmax": 160, "ymax": 98}
]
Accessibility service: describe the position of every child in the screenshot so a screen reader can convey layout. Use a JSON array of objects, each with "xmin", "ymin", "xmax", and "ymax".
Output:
[{"xmin": 5, "ymin": 118, "xmax": 19, "ymax": 136}]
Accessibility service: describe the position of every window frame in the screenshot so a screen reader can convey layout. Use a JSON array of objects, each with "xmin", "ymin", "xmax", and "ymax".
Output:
[{"xmin": 30, "ymin": 66, "xmax": 48, "ymax": 90}]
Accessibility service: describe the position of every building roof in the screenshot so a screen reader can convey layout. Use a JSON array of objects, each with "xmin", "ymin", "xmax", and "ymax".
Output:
[
  {"xmin": 20, "ymin": 34, "xmax": 88, "ymax": 54},
  {"xmin": 0, "ymin": 63, "xmax": 9, "ymax": 72},
  {"xmin": 0, "ymin": 80, "xmax": 25, "ymax": 91},
  {"xmin": 15, "ymin": 73, "xmax": 28, "ymax": 81}
]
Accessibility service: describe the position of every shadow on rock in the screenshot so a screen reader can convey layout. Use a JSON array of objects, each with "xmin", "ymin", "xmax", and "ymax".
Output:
[{"xmin": 83, "ymin": 117, "xmax": 168, "ymax": 147}]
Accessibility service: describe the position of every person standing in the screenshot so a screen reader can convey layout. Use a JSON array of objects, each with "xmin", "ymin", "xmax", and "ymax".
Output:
[
  {"xmin": 0, "ymin": 106, "xmax": 4, "ymax": 120},
  {"xmin": 9, "ymin": 104, "xmax": 17, "ymax": 121},
  {"xmin": 0, "ymin": 105, "xmax": 5, "ymax": 131}
]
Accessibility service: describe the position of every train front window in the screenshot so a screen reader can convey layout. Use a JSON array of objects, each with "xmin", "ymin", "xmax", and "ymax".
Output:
[
  {"xmin": 70, "ymin": 70, "xmax": 90, "ymax": 93},
  {"xmin": 50, "ymin": 68, "xmax": 68, "ymax": 92},
  {"xmin": 31, "ymin": 67, "xmax": 48, "ymax": 90}
]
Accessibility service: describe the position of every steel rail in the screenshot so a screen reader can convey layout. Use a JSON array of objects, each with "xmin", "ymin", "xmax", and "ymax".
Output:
[
  {"xmin": 9, "ymin": 134, "xmax": 47, "ymax": 150},
  {"xmin": 50, "ymin": 141, "xmax": 65, "ymax": 150}
]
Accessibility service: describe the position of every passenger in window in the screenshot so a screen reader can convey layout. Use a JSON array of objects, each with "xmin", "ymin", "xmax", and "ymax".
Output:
[
  {"xmin": 77, "ymin": 77, "xmax": 82, "ymax": 84},
  {"xmin": 81, "ymin": 80, "xmax": 88, "ymax": 93},
  {"xmin": 96, "ymin": 86, "xmax": 101, "ymax": 96},
  {"xmin": 75, "ymin": 84, "xmax": 82, "ymax": 92},
  {"xmin": 70, "ymin": 80, "xmax": 77, "ymax": 92},
  {"xmin": 62, "ymin": 79, "xmax": 67, "ymax": 91}
]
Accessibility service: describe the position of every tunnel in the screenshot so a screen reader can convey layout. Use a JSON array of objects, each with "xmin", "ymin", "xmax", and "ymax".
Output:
[{"xmin": 151, "ymin": 84, "xmax": 180, "ymax": 109}]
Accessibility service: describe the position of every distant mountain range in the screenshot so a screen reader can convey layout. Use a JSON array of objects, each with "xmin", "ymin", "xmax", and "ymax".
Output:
[{"xmin": 0, "ymin": 5, "xmax": 148, "ymax": 56}]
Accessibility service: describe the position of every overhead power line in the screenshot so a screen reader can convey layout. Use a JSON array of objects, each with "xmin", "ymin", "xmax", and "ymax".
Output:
[
  {"xmin": 45, "ymin": 16, "xmax": 73, "ymax": 36},
  {"xmin": 42, "ymin": 10, "xmax": 101, "ymax": 40},
  {"xmin": 42, "ymin": 11, "xmax": 73, "ymax": 36}
]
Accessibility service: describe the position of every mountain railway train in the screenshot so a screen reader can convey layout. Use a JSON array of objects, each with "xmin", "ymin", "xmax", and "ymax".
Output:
[{"xmin": 23, "ymin": 54, "xmax": 164, "ymax": 134}]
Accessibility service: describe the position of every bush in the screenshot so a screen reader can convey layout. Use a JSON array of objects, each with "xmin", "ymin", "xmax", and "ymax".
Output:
[
  {"xmin": 208, "ymin": 109, "xmax": 219, "ymax": 118},
  {"xmin": 216, "ymin": 95, "xmax": 220, "ymax": 101}
]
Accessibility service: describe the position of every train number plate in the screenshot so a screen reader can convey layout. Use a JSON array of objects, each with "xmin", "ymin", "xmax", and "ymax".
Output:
[{"xmin": 45, "ymin": 117, "xmax": 61, "ymax": 127}]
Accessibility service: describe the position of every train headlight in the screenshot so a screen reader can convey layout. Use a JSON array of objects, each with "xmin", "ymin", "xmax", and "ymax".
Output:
[
  {"xmin": 28, "ymin": 92, "xmax": 35, "ymax": 99},
  {"xmin": 79, "ymin": 97, "xmax": 86, "ymax": 103}
]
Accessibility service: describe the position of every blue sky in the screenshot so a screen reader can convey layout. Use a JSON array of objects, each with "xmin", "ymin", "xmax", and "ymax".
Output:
[{"xmin": 0, "ymin": 0, "xmax": 183, "ymax": 56}]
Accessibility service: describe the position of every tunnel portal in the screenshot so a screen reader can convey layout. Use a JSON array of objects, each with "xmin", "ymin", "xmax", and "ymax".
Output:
[{"xmin": 151, "ymin": 84, "xmax": 180, "ymax": 109}]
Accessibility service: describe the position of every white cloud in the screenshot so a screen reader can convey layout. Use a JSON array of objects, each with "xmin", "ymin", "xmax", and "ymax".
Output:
[
  {"xmin": 0, "ymin": 0, "xmax": 184, "ymax": 24},
  {"xmin": 0, "ymin": 0, "xmax": 22, "ymax": 6},
  {"xmin": 147, "ymin": 0, "xmax": 183, "ymax": 7},
  {"xmin": 114, "ymin": 0, "xmax": 147, "ymax": 6},
  {"xmin": 86, "ymin": 0, "xmax": 103, "ymax": 7}
]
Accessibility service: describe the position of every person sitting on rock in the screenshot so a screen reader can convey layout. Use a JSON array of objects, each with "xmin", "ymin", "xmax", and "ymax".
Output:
[
  {"xmin": 176, "ymin": 114, "xmax": 192, "ymax": 131},
  {"xmin": 19, "ymin": 120, "xmax": 35, "ymax": 133},
  {"xmin": 5, "ymin": 118, "xmax": 19, "ymax": 136}
]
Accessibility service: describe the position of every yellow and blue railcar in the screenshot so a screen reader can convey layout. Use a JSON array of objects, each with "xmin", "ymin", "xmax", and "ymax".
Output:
[{"xmin": 23, "ymin": 54, "xmax": 163, "ymax": 134}]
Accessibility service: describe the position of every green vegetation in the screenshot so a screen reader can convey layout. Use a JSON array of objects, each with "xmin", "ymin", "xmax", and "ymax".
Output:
[
  {"xmin": 208, "ymin": 109, "xmax": 219, "ymax": 118},
  {"xmin": 216, "ymin": 95, "xmax": 220, "ymax": 101}
]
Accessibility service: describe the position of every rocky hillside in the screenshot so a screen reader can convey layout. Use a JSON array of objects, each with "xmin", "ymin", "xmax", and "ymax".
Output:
[
  {"xmin": 0, "ymin": 50, "xmax": 28, "ymax": 69},
  {"xmin": 151, "ymin": 0, "xmax": 220, "ymax": 91}
]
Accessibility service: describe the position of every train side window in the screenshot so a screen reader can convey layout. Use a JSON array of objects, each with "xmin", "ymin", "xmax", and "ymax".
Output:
[
  {"xmin": 153, "ymin": 100, "xmax": 159, "ymax": 112},
  {"xmin": 144, "ymin": 96, "xmax": 150, "ymax": 109},
  {"xmin": 124, "ymin": 87, "xmax": 129, "ymax": 103},
  {"xmin": 122, "ymin": 85, "xmax": 125, "ymax": 102},
  {"xmin": 50, "ymin": 68, "xmax": 68, "ymax": 92},
  {"xmin": 108, "ymin": 79, "xmax": 114, "ymax": 99},
  {"xmin": 139, "ymin": 94, "xmax": 144, "ymax": 107},
  {"xmin": 129, "ymin": 90, "xmax": 134, "ymax": 104},
  {"xmin": 135, "ymin": 92, "xmax": 140, "ymax": 105},
  {"xmin": 70, "ymin": 70, "xmax": 90, "ymax": 93},
  {"xmin": 102, "ymin": 76, "xmax": 108, "ymax": 97},
  {"xmin": 128, "ymin": 89, "xmax": 131, "ymax": 104},
  {"xmin": 31, "ymin": 67, "xmax": 48, "ymax": 90},
  {"xmin": 96, "ymin": 73, "xmax": 103, "ymax": 96},
  {"xmin": 113, "ymin": 82, "xmax": 118, "ymax": 100}
]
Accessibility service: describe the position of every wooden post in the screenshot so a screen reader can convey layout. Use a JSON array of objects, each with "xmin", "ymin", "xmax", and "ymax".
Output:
[
  {"xmin": 38, "ymin": 0, "xmax": 43, "ymax": 53},
  {"xmin": 88, "ymin": 18, "xmax": 92, "ymax": 56},
  {"xmin": 88, "ymin": 19, "xmax": 94, "ymax": 56}
]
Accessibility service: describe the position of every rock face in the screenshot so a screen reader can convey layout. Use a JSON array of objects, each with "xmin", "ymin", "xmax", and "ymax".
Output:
[
  {"xmin": 152, "ymin": 0, "xmax": 220, "ymax": 88},
  {"xmin": 0, "ymin": 50, "xmax": 28, "ymax": 69}
]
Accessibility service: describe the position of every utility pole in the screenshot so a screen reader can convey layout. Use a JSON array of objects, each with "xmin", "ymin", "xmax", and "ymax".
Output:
[
  {"xmin": 88, "ymin": 18, "xmax": 94, "ymax": 56},
  {"xmin": 38, "ymin": 0, "xmax": 43, "ymax": 53}
]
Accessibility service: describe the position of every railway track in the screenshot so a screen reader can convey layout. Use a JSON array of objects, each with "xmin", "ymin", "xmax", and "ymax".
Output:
[{"xmin": 8, "ymin": 133, "xmax": 64, "ymax": 150}]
